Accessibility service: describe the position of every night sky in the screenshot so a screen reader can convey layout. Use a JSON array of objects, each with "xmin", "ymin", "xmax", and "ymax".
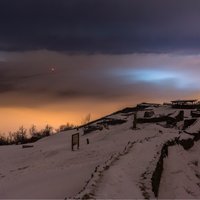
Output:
[{"xmin": 1, "ymin": 0, "xmax": 200, "ymax": 132}]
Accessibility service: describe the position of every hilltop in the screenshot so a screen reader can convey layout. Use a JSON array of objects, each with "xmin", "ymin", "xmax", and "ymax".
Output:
[{"xmin": 1, "ymin": 103, "xmax": 200, "ymax": 199}]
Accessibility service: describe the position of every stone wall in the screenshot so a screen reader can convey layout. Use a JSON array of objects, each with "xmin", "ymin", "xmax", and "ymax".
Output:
[{"xmin": 151, "ymin": 133, "xmax": 199, "ymax": 197}]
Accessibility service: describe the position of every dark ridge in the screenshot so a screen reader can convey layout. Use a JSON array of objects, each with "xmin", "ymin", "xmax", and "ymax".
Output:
[{"xmin": 78, "ymin": 106, "xmax": 137, "ymax": 129}]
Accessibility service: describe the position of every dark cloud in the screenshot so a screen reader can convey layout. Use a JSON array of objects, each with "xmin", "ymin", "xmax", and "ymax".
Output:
[
  {"xmin": 0, "ymin": 83, "xmax": 15, "ymax": 93},
  {"xmin": 0, "ymin": 0, "xmax": 200, "ymax": 53},
  {"xmin": 0, "ymin": 51, "xmax": 200, "ymax": 108}
]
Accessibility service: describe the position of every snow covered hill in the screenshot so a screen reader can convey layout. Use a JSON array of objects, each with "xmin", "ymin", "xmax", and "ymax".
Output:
[{"xmin": 1, "ymin": 105, "xmax": 200, "ymax": 199}]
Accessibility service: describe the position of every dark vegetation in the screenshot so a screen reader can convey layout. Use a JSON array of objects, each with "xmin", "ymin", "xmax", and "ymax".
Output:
[
  {"xmin": 0, "ymin": 125, "xmax": 53, "ymax": 145},
  {"xmin": 0, "ymin": 123, "xmax": 75, "ymax": 146}
]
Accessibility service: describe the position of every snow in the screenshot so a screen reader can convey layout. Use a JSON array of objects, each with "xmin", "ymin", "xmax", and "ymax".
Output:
[
  {"xmin": 0, "ymin": 105, "xmax": 200, "ymax": 199},
  {"xmin": 186, "ymin": 118, "xmax": 200, "ymax": 133},
  {"xmin": 94, "ymin": 125, "xmax": 182, "ymax": 199},
  {"xmin": 159, "ymin": 143, "xmax": 200, "ymax": 199},
  {"xmin": 0, "ymin": 130, "xmax": 100, "ymax": 199}
]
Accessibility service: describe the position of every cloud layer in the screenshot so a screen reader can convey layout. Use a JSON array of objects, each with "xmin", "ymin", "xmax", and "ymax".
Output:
[
  {"xmin": 1, "ymin": 1, "xmax": 200, "ymax": 132},
  {"xmin": 0, "ymin": 51, "xmax": 199, "ymax": 108},
  {"xmin": 0, "ymin": 0, "xmax": 200, "ymax": 53}
]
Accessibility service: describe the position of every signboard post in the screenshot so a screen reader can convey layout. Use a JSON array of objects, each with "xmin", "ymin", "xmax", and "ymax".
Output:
[
  {"xmin": 133, "ymin": 112, "xmax": 137, "ymax": 129},
  {"xmin": 71, "ymin": 133, "xmax": 80, "ymax": 151}
]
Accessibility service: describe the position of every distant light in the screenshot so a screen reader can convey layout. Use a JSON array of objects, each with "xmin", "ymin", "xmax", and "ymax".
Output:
[
  {"xmin": 50, "ymin": 67, "xmax": 56, "ymax": 73},
  {"xmin": 113, "ymin": 68, "xmax": 200, "ymax": 90},
  {"xmin": 113, "ymin": 68, "xmax": 177, "ymax": 83},
  {"xmin": 132, "ymin": 69, "xmax": 176, "ymax": 82}
]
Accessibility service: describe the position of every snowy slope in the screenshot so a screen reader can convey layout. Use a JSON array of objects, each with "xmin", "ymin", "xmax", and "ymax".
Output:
[
  {"xmin": 159, "ymin": 143, "xmax": 200, "ymax": 198},
  {"xmin": 186, "ymin": 118, "xmax": 200, "ymax": 133},
  {"xmin": 0, "ymin": 105, "xmax": 200, "ymax": 199}
]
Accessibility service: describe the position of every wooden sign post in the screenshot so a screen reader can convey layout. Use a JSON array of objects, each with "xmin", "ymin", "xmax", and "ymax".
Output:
[
  {"xmin": 71, "ymin": 133, "xmax": 80, "ymax": 151},
  {"xmin": 133, "ymin": 112, "xmax": 137, "ymax": 129}
]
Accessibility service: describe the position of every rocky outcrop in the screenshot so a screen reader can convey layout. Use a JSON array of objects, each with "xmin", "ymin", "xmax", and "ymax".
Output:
[{"xmin": 151, "ymin": 132, "xmax": 200, "ymax": 197}]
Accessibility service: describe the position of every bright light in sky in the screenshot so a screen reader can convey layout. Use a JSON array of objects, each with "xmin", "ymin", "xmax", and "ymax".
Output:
[
  {"xmin": 113, "ymin": 68, "xmax": 178, "ymax": 83},
  {"xmin": 131, "ymin": 69, "xmax": 176, "ymax": 82},
  {"xmin": 114, "ymin": 68, "xmax": 200, "ymax": 91}
]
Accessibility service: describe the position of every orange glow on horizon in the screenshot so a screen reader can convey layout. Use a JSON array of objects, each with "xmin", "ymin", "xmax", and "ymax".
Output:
[
  {"xmin": 0, "ymin": 100, "xmax": 130, "ymax": 134},
  {"xmin": 1, "ymin": 92, "xmax": 198, "ymax": 135}
]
